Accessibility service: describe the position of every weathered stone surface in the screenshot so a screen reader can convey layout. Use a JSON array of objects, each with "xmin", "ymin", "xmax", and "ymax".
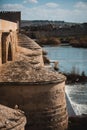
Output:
[
  {"xmin": 0, "ymin": 31, "xmax": 17, "ymax": 64},
  {"xmin": 0, "ymin": 53, "xmax": 65, "ymax": 83},
  {"xmin": 0, "ymin": 104, "xmax": 26, "ymax": 130},
  {"xmin": 17, "ymin": 33, "xmax": 44, "ymax": 67},
  {"xmin": 0, "ymin": 11, "xmax": 21, "ymax": 31},
  {"xmin": 18, "ymin": 33, "xmax": 41, "ymax": 50},
  {"xmin": 0, "ymin": 81, "xmax": 68, "ymax": 130}
]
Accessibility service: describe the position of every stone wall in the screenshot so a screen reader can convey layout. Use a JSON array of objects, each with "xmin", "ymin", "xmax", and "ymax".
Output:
[
  {"xmin": 0, "ymin": 31, "xmax": 44, "ymax": 67},
  {"xmin": 0, "ymin": 19, "xmax": 18, "ymax": 32},
  {"xmin": 0, "ymin": 11, "xmax": 20, "ymax": 65},
  {"xmin": 0, "ymin": 81, "xmax": 68, "ymax": 130},
  {"xmin": 0, "ymin": 11, "xmax": 21, "ymax": 29}
]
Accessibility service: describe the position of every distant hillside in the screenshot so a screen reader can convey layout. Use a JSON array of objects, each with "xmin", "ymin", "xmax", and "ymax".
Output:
[
  {"xmin": 20, "ymin": 20, "xmax": 87, "ymax": 47},
  {"xmin": 21, "ymin": 20, "xmax": 79, "ymax": 28}
]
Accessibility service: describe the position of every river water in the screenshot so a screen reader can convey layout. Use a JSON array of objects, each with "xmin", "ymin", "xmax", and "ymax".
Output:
[
  {"xmin": 44, "ymin": 45, "xmax": 87, "ymax": 75},
  {"xmin": 44, "ymin": 45, "xmax": 87, "ymax": 115}
]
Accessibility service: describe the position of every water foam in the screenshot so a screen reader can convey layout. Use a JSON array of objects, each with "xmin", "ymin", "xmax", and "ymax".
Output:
[{"xmin": 65, "ymin": 85, "xmax": 87, "ymax": 115}]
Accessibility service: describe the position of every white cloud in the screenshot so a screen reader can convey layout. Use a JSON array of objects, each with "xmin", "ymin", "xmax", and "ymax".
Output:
[
  {"xmin": 23, "ymin": 0, "xmax": 38, "ymax": 4},
  {"xmin": 46, "ymin": 2, "xmax": 59, "ymax": 8},
  {"xmin": 74, "ymin": 1, "xmax": 87, "ymax": 9},
  {"xmin": 0, "ymin": 4, "xmax": 25, "ymax": 11},
  {"xmin": 0, "ymin": 4, "xmax": 29, "ymax": 18}
]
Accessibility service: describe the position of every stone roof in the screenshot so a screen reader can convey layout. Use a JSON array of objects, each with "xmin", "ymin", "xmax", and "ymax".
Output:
[
  {"xmin": 0, "ymin": 104, "xmax": 26, "ymax": 130},
  {"xmin": 0, "ymin": 53, "xmax": 65, "ymax": 84}
]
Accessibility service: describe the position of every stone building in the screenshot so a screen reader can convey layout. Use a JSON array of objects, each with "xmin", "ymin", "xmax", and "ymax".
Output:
[
  {"xmin": 0, "ymin": 11, "xmax": 68, "ymax": 130},
  {"xmin": 0, "ymin": 104, "xmax": 26, "ymax": 130}
]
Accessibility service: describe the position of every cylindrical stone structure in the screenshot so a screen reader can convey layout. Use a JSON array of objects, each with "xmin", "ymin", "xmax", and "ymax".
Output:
[
  {"xmin": 25, "ymin": 81, "xmax": 68, "ymax": 130},
  {"xmin": 0, "ymin": 80, "xmax": 68, "ymax": 130},
  {"xmin": 0, "ymin": 57, "xmax": 68, "ymax": 130}
]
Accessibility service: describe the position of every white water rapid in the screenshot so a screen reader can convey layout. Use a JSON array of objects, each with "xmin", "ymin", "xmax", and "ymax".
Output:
[{"xmin": 65, "ymin": 84, "xmax": 87, "ymax": 116}]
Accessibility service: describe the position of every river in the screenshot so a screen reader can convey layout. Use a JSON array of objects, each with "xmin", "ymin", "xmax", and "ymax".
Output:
[
  {"xmin": 44, "ymin": 45, "xmax": 87, "ymax": 75},
  {"xmin": 44, "ymin": 45, "xmax": 87, "ymax": 115}
]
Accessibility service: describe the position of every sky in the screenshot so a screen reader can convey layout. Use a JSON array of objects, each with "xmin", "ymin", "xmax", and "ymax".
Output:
[{"xmin": 0, "ymin": 0, "xmax": 87, "ymax": 23}]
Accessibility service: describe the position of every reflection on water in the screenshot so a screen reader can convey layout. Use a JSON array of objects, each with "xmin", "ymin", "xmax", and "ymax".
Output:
[{"xmin": 44, "ymin": 45, "xmax": 87, "ymax": 75}]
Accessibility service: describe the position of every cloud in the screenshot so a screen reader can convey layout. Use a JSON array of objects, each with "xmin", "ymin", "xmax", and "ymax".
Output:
[
  {"xmin": 23, "ymin": 0, "xmax": 38, "ymax": 4},
  {"xmin": 0, "ymin": 2, "xmax": 87, "ymax": 23},
  {"xmin": 74, "ymin": 1, "xmax": 87, "ymax": 10},
  {"xmin": 0, "ymin": 4, "xmax": 29, "ymax": 18},
  {"xmin": 0, "ymin": 4, "xmax": 25, "ymax": 11},
  {"xmin": 46, "ymin": 2, "xmax": 59, "ymax": 8}
]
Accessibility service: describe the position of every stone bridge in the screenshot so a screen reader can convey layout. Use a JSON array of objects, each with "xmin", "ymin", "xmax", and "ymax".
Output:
[{"xmin": 0, "ymin": 11, "xmax": 68, "ymax": 130}]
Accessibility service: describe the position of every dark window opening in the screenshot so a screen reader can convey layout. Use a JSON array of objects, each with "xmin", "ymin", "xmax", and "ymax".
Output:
[
  {"xmin": 8, "ymin": 42, "xmax": 12, "ymax": 61},
  {"xmin": 2, "ymin": 40, "xmax": 6, "ymax": 64}
]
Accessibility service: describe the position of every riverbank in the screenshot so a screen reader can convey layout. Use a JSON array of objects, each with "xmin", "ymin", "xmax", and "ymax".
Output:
[{"xmin": 63, "ymin": 72, "xmax": 87, "ymax": 84}]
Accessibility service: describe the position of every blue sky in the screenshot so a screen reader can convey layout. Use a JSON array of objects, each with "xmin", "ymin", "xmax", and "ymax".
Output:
[{"xmin": 0, "ymin": 0, "xmax": 87, "ymax": 23}]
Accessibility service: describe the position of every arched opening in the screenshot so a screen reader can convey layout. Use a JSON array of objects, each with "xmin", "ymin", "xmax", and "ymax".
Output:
[{"xmin": 8, "ymin": 42, "xmax": 12, "ymax": 61}]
